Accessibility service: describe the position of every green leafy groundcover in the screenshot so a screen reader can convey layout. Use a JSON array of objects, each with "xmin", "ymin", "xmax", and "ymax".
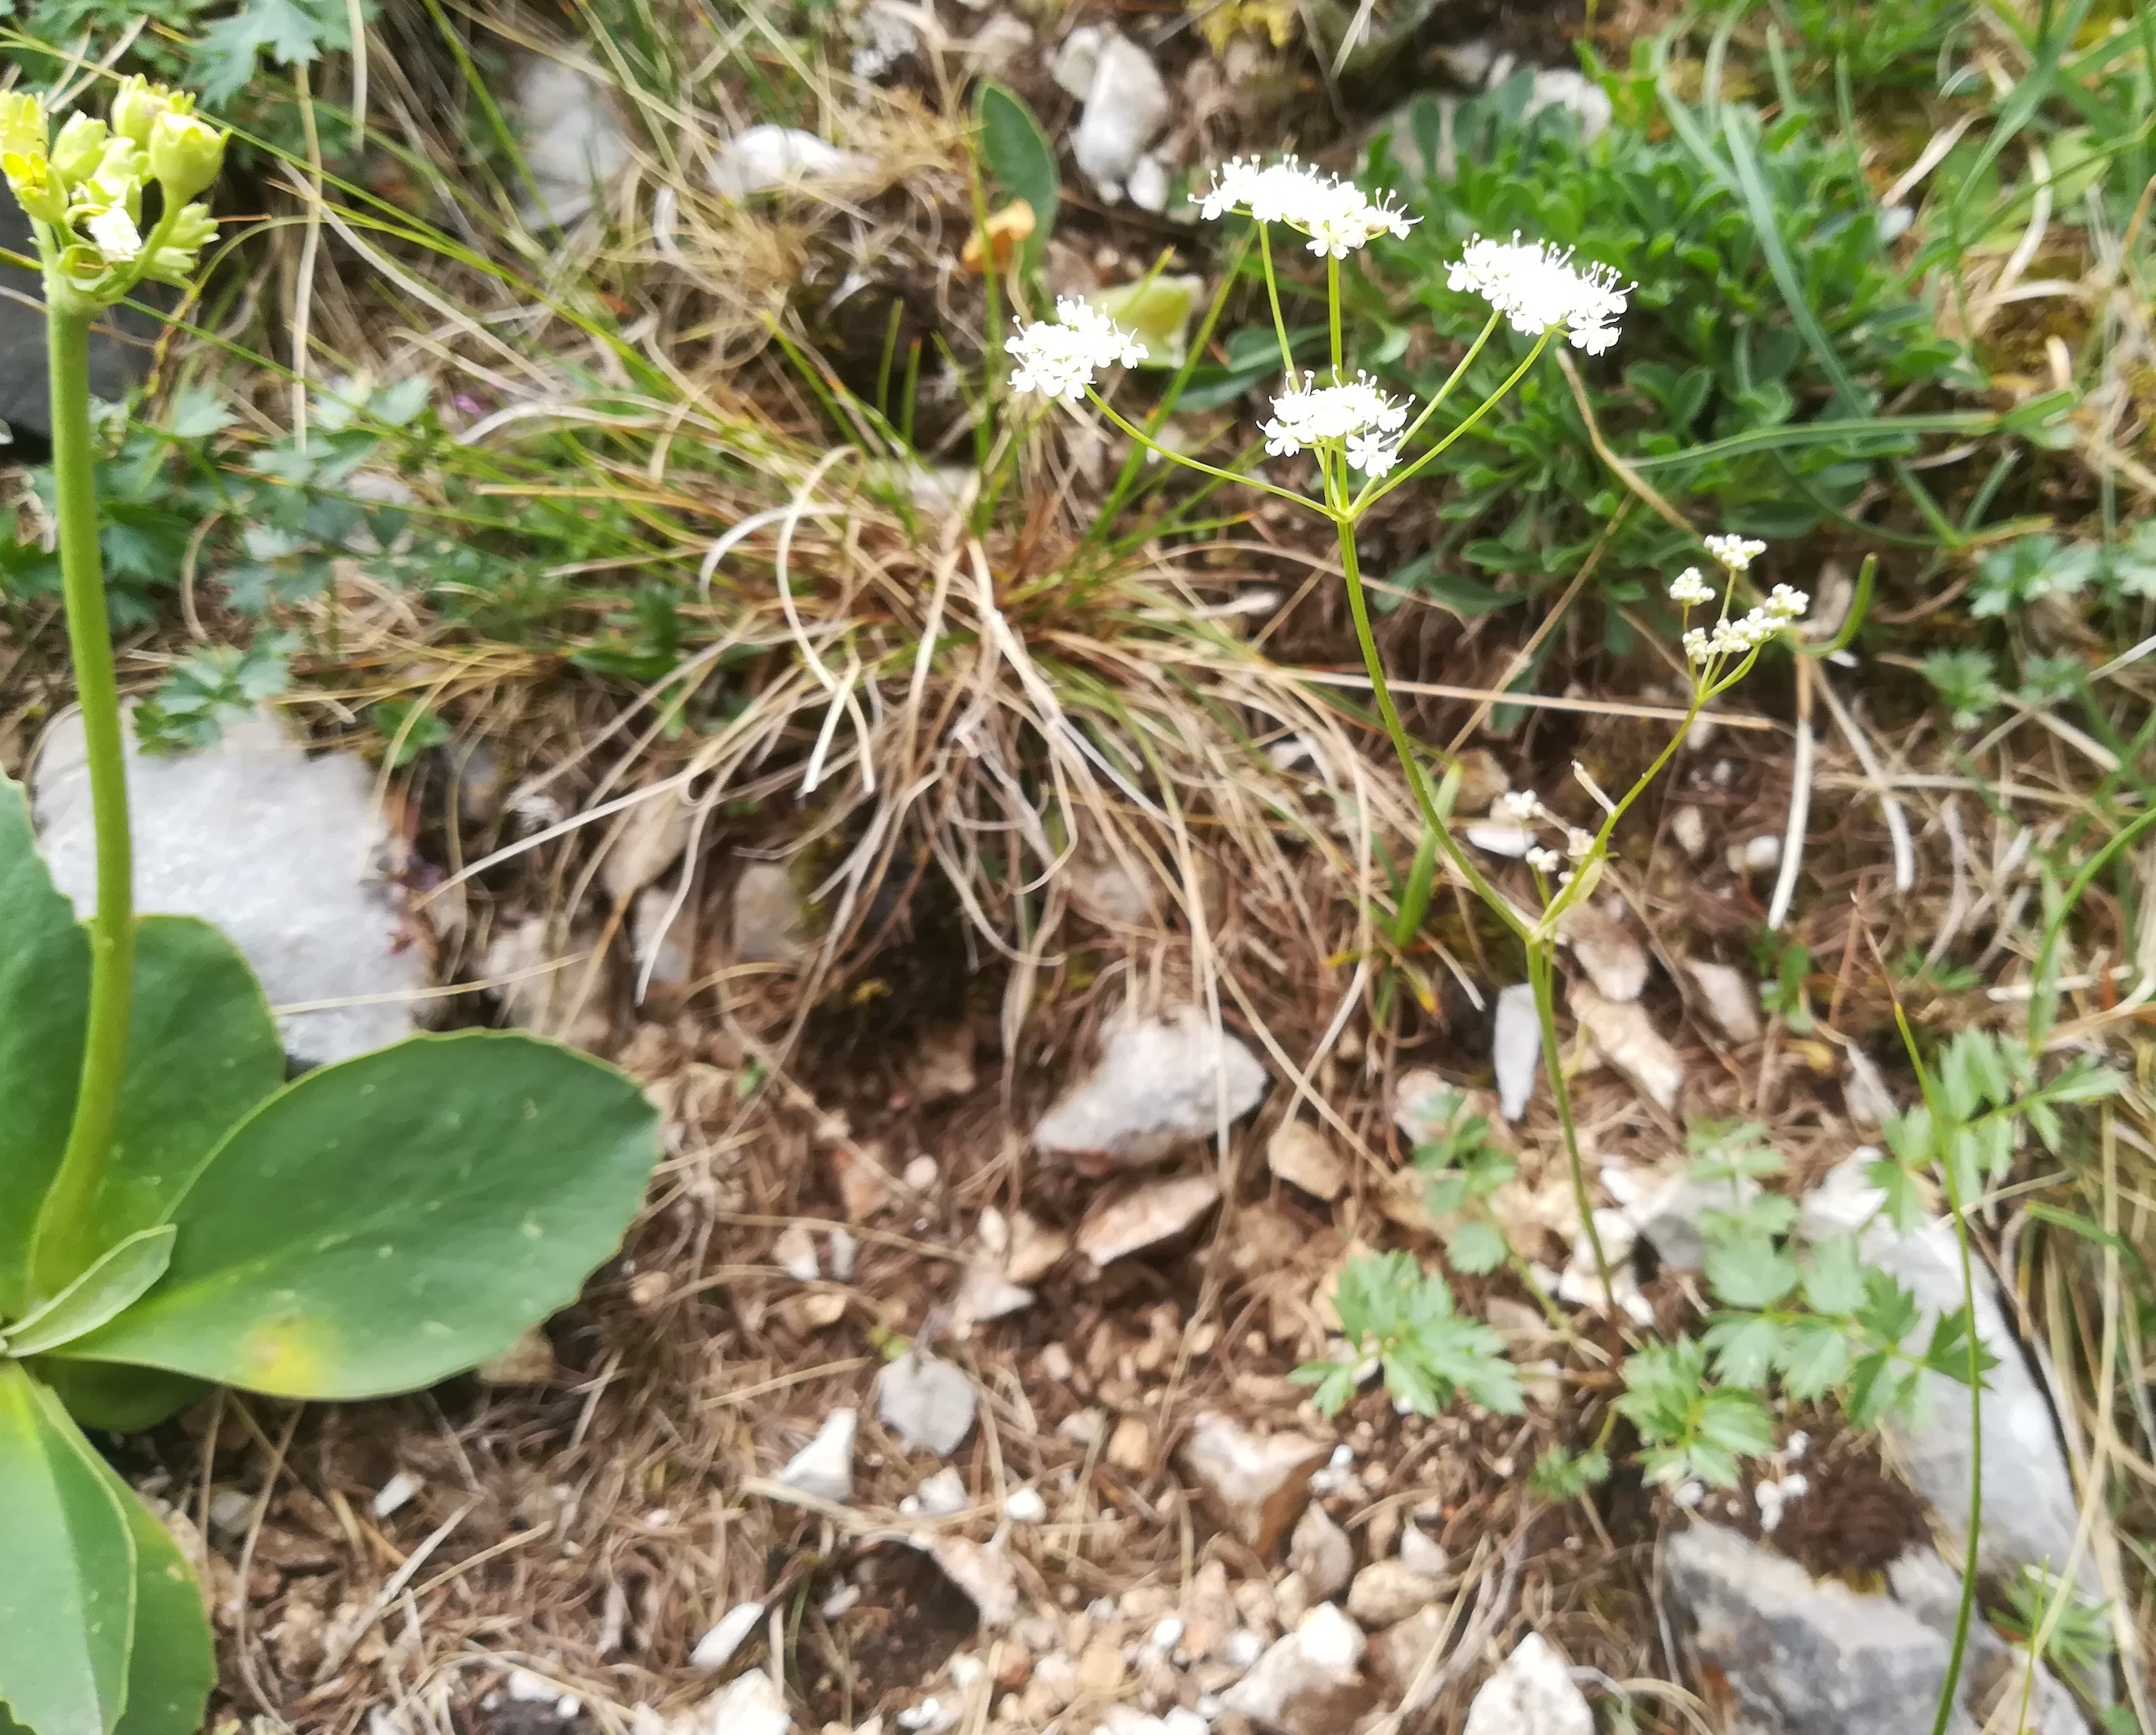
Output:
[{"xmin": 0, "ymin": 777, "xmax": 661, "ymax": 1735}]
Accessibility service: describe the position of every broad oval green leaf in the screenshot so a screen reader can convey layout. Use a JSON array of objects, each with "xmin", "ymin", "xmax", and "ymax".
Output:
[
  {"xmin": 975, "ymin": 80, "xmax": 1057, "ymax": 268},
  {"xmin": 0, "ymin": 779, "xmax": 92, "ymax": 1320},
  {"xmin": 5, "ymin": 1229, "xmax": 177, "ymax": 1360},
  {"xmin": 28, "ymin": 1362, "xmax": 208, "ymax": 1435},
  {"xmin": 62, "ymin": 1031, "xmax": 660, "ymax": 1400},
  {"xmin": 100, "ymin": 1467, "xmax": 213, "ymax": 1735},
  {"xmin": 91, "ymin": 917, "xmax": 284, "ymax": 1254},
  {"xmin": 0, "ymin": 776, "xmax": 280, "ymax": 1320},
  {"xmin": 0, "ymin": 1363, "xmax": 138, "ymax": 1735}
]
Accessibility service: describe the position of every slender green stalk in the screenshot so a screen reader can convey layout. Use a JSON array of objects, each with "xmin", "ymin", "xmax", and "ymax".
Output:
[
  {"xmin": 1893, "ymin": 998, "xmax": 1983, "ymax": 1735},
  {"xmin": 1528, "ymin": 942, "xmax": 1612, "ymax": 1293},
  {"xmin": 1330, "ymin": 514, "xmax": 1526, "ymax": 936},
  {"xmin": 30, "ymin": 303, "xmax": 134, "ymax": 1300},
  {"xmin": 1355, "ymin": 331, "xmax": 1554, "ymax": 514},
  {"xmin": 1327, "ymin": 255, "xmax": 1342, "ymax": 371},
  {"xmin": 1258, "ymin": 225, "xmax": 1296, "ymax": 382},
  {"xmin": 1083, "ymin": 389, "xmax": 1314, "ymax": 511}
]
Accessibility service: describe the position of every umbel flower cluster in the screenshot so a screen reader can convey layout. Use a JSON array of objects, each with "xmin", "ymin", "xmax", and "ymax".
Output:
[
  {"xmin": 1005, "ymin": 161, "xmax": 1633, "ymax": 438},
  {"xmin": 1447, "ymin": 233, "xmax": 1629, "ymax": 356},
  {"xmin": 1005, "ymin": 295, "xmax": 1150, "ymax": 404},
  {"xmin": 1261, "ymin": 373, "xmax": 1411, "ymax": 476},
  {"xmin": 0, "ymin": 76, "xmax": 227, "ymax": 306},
  {"xmin": 1196, "ymin": 156, "xmax": 1418, "ymax": 258}
]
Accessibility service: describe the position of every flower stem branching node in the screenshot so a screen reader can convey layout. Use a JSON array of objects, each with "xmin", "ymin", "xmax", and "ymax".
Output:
[
  {"xmin": 1005, "ymin": 297, "xmax": 1148, "ymax": 403},
  {"xmin": 1446, "ymin": 231, "xmax": 1629, "ymax": 354}
]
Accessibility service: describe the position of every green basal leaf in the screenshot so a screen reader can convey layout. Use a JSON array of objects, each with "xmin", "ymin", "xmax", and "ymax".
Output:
[
  {"xmin": 1703, "ymin": 1229, "xmax": 1800, "ymax": 1310},
  {"xmin": 1701, "ymin": 1313, "xmax": 1782, "ymax": 1386},
  {"xmin": 91, "ymin": 917, "xmax": 285, "ymax": 1257},
  {"xmin": 28, "ymin": 1363, "xmax": 208, "ymax": 1436},
  {"xmin": 0, "ymin": 1364, "xmax": 138, "ymax": 1735},
  {"xmin": 3, "ymin": 1229, "xmax": 176, "ymax": 1360},
  {"xmin": 0, "ymin": 798, "xmax": 280, "ymax": 1314},
  {"xmin": 975, "ymin": 81, "xmax": 1057, "ymax": 271},
  {"xmin": 0, "ymin": 779, "xmax": 92, "ymax": 1321},
  {"xmin": 60, "ymin": 1031, "xmax": 659, "ymax": 1400},
  {"xmin": 1798, "ymin": 1233, "xmax": 1868, "ymax": 1316},
  {"xmin": 98, "ymin": 1464, "xmax": 213, "ymax": 1735},
  {"xmin": 1445, "ymin": 1219, "xmax": 1509, "ymax": 1276},
  {"xmin": 1775, "ymin": 1317, "xmax": 1853, "ymax": 1400}
]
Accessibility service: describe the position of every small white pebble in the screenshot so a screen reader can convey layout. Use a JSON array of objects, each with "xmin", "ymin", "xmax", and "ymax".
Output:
[
  {"xmin": 903, "ymin": 1156, "xmax": 940, "ymax": 1192},
  {"xmin": 644, "ymin": 1508, "xmax": 674, "ymax": 1528},
  {"xmin": 1225, "ymin": 1630, "xmax": 1265, "ymax": 1668},
  {"xmin": 505, "ymin": 1670, "xmax": 557, "ymax": 1704},
  {"xmin": 822, "ymin": 1583, "xmax": 861, "ymax": 1619},
  {"xmin": 1004, "ymin": 1488, "xmax": 1048, "ymax": 1523},
  {"xmin": 1673, "ymin": 1481, "xmax": 1705, "ymax": 1510},
  {"xmin": 371, "ymin": 1472, "xmax": 420, "ymax": 1519},
  {"xmin": 828, "ymin": 1228, "xmax": 858, "ymax": 1281},
  {"xmin": 1150, "ymin": 1616, "xmax": 1185, "ymax": 1652},
  {"xmin": 1785, "ymin": 1430, "xmax": 1809, "ymax": 1462},
  {"xmin": 689, "ymin": 1601, "xmax": 766, "ymax": 1672},
  {"xmin": 1089, "ymin": 1597, "xmax": 1118, "ymax": 1622},
  {"xmin": 554, "ymin": 1699, "xmax": 580, "ymax": 1722},
  {"xmin": 207, "ymin": 1489, "xmax": 253, "ymax": 1536}
]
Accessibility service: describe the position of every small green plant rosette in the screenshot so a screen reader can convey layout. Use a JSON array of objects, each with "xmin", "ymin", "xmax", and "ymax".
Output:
[{"xmin": 0, "ymin": 776, "xmax": 662, "ymax": 1735}]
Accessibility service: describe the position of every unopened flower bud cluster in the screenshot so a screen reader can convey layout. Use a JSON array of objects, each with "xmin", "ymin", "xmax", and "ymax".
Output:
[
  {"xmin": 1683, "ymin": 585, "xmax": 1808, "ymax": 663},
  {"xmin": 1672, "ymin": 536, "xmax": 1807, "ymax": 665},
  {"xmin": 1496, "ymin": 788, "xmax": 1592, "ymax": 877},
  {"xmin": 1, "ymin": 78, "xmax": 227, "ymax": 304}
]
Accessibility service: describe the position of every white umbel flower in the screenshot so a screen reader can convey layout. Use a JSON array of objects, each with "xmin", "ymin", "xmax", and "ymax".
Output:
[
  {"xmin": 1447, "ymin": 232, "xmax": 1629, "ymax": 354},
  {"xmin": 1262, "ymin": 371, "xmax": 1411, "ymax": 457},
  {"xmin": 1345, "ymin": 431, "xmax": 1399, "ymax": 477},
  {"xmin": 1005, "ymin": 297, "xmax": 1147, "ymax": 404},
  {"xmin": 1667, "ymin": 566, "xmax": 1716, "ymax": 608},
  {"xmin": 1704, "ymin": 533, "xmax": 1768, "ymax": 572},
  {"xmin": 1197, "ymin": 156, "xmax": 1417, "ymax": 257}
]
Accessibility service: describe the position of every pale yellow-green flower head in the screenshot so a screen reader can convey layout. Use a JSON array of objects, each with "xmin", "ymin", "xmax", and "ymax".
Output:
[
  {"xmin": 148, "ymin": 110, "xmax": 224, "ymax": 203},
  {"xmin": 47, "ymin": 112, "xmax": 109, "ymax": 186},
  {"xmin": 2, "ymin": 148, "xmax": 67, "ymax": 224},
  {"xmin": 0, "ymin": 91, "xmax": 46, "ymax": 160},
  {"xmin": 109, "ymin": 75, "xmax": 192, "ymax": 150},
  {"xmin": 141, "ymin": 200, "xmax": 217, "ymax": 285}
]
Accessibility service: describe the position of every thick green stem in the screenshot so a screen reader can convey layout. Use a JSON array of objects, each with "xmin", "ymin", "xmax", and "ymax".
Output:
[{"xmin": 30, "ymin": 304, "xmax": 134, "ymax": 1300}]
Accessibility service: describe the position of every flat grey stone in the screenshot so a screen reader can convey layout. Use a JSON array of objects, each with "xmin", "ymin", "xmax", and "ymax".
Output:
[
  {"xmin": 1667, "ymin": 1522, "xmax": 1977, "ymax": 1735},
  {"xmin": 33, "ymin": 707, "xmax": 425, "ymax": 1066},
  {"xmin": 1033, "ymin": 1006, "xmax": 1267, "ymax": 1167},
  {"xmin": 1800, "ymin": 1156, "xmax": 2093, "ymax": 1595}
]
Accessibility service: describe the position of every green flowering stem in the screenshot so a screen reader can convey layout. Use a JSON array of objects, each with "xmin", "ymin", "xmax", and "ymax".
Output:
[{"xmin": 28, "ymin": 295, "xmax": 134, "ymax": 1300}]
